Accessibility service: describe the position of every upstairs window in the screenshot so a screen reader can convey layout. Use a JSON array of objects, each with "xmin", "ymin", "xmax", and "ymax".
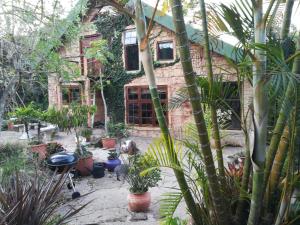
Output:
[
  {"xmin": 126, "ymin": 86, "xmax": 168, "ymax": 126},
  {"xmin": 157, "ymin": 41, "xmax": 174, "ymax": 61},
  {"xmin": 80, "ymin": 34, "xmax": 101, "ymax": 76},
  {"xmin": 124, "ymin": 30, "xmax": 139, "ymax": 71},
  {"xmin": 62, "ymin": 86, "xmax": 81, "ymax": 105}
]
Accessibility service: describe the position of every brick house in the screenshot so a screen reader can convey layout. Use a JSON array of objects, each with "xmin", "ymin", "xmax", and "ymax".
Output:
[{"xmin": 48, "ymin": 2, "xmax": 251, "ymax": 146}]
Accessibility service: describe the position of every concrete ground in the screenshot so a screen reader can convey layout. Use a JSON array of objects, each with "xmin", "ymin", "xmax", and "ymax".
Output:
[{"xmin": 0, "ymin": 129, "xmax": 243, "ymax": 225}]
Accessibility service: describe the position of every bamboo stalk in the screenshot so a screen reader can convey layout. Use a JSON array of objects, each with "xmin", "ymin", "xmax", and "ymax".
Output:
[
  {"xmin": 169, "ymin": 0, "xmax": 232, "ymax": 224},
  {"xmin": 134, "ymin": 1, "xmax": 202, "ymax": 224}
]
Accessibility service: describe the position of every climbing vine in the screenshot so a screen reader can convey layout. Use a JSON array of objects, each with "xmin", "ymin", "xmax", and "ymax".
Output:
[{"xmin": 94, "ymin": 11, "xmax": 180, "ymax": 122}]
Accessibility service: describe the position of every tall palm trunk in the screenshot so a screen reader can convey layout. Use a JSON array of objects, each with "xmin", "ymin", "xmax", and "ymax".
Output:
[
  {"xmin": 267, "ymin": 125, "xmax": 289, "ymax": 211},
  {"xmin": 198, "ymin": 0, "xmax": 226, "ymax": 183},
  {"xmin": 247, "ymin": 1, "xmax": 268, "ymax": 225},
  {"xmin": 263, "ymin": 0, "xmax": 295, "ymax": 189},
  {"xmin": 169, "ymin": 1, "xmax": 231, "ymax": 224},
  {"xmin": 134, "ymin": 1, "xmax": 201, "ymax": 224},
  {"xmin": 235, "ymin": 134, "xmax": 252, "ymax": 224}
]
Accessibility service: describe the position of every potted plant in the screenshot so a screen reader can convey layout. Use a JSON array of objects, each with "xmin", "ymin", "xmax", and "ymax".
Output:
[
  {"xmin": 102, "ymin": 121, "xmax": 129, "ymax": 149},
  {"xmin": 10, "ymin": 103, "xmax": 47, "ymax": 160},
  {"xmin": 80, "ymin": 127, "xmax": 93, "ymax": 142},
  {"xmin": 45, "ymin": 142, "xmax": 65, "ymax": 159},
  {"xmin": 105, "ymin": 151, "xmax": 121, "ymax": 172},
  {"xmin": 126, "ymin": 154, "xmax": 161, "ymax": 212},
  {"xmin": 45, "ymin": 104, "xmax": 96, "ymax": 176}
]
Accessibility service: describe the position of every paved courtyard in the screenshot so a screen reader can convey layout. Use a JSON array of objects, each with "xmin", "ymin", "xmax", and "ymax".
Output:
[{"xmin": 0, "ymin": 129, "xmax": 243, "ymax": 225}]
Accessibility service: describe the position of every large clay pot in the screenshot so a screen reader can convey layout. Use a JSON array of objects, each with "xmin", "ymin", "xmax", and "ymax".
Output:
[
  {"xmin": 105, "ymin": 158, "xmax": 121, "ymax": 172},
  {"xmin": 76, "ymin": 155, "xmax": 93, "ymax": 176},
  {"xmin": 127, "ymin": 192, "xmax": 151, "ymax": 212},
  {"xmin": 102, "ymin": 138, "xmax": 117, "ymax": 149},
  {"xmin": 31, "ymin": 143, "xmax": 47, "ymax": 160}
]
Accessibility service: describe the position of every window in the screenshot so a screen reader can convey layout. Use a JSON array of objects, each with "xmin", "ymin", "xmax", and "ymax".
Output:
[
  {"xmin": 80, "ymin": 34, "xmax": 101, "ymax": 76},
  {"xmin": 218, "ymin": 82, "xmax": 241, "ymax": 130},
  {"xmin": 157, "ymin": 41, "xmax": 174, "ymax": 61},
  {"xmin": 126, "ymin": 86, "xmax": 168, "ymax": 126},
  {"xmin": 62, "ymin": 86, "xmax": 81, "ymax": 105},
  {"xmin": 124, "ymin": 30, "xmax": 139, "ymax": 71}
]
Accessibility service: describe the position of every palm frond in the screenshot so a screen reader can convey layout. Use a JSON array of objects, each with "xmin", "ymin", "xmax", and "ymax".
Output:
[{"xmin": 160, "ymin": 192, "xmax": 183, "ymax": 222}]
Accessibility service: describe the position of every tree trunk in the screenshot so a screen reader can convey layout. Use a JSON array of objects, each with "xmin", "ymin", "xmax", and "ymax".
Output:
[
  {"xmin": 169, "ymin": 1, "xmax": 231, "ymax": 224},
  {"xmin": 263, "ymin": 0, "xmax": 295, "ymax": 189},
  {"xmin": 267, "ymin": 125, "xmax": 289, "ymax": 211},
  {"xmin": 198, "ymin": 0, "xmax": 226, "ymax": 184},
  {"xmin": 100, "ymin": 74, "xmax": 108, "ymax": 133},
  {"xmin": 235, "ymin": 135, "xmax": 252, "ymax": 224},
  {"xmin": 247, "ymin": 1, "xmax": 268, "ymax": 225},
  {"xmin": 134, "ymin": 1, "xmax": 202, "ymax": 224}
]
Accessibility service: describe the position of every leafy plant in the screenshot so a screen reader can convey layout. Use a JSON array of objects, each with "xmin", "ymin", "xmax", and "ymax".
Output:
[
  {"xmin": 0, "ymin": 142, "xmax": 27, "ymax": 180},
  {"xmin": 0, "ymin": 171, "xmax": 88, "ymax": 225},
  {"xmin": 107, "ymin": 151, "xmax": 119, "ymax": 160},
  {"xmin": 80, "ymin": 127, "xmax": 93, "ymax": 139},
  {"xmin": 126, "ymin": 154, "xmax": 161, "ymax": 194},
  {"xmin": 45, "ymin": 103, "xmax": 96, "ymax": 157},
  {"xmin": 106, "ymin": 121, "xmax": 129, "ymax": 139},
  {"xmin": 46, "ymin": 142, "xmax": 65, "ymax": 158}
]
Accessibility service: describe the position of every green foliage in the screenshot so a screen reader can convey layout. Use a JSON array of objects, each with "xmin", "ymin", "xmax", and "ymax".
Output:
[
  {"xmin": 94, "ymin": 12, "xmax": 139, "ymax": 122},
  {"xmin": 85, "ymin": 39, "xmax": 114, "ymax": 65},
  {"xmin": 107, "ymin": 151, "xmax": 119, "ymax": 160},
  {"xmin": 80, "ymin": 127, "xmax": 93, "ymax": 138},
  {"xmin": 0, "ymin": 172, "xmax": 88, "ymax": 225},
  {"xmin": 106, "ymin": 121, "xmax": 129, "ymax": 138},
  {"xmin": 45, "ymin": 103, "xmax": 95, "ymax": 156},
  {"xmin": 46, "ymin": 142, "xmax": 65, "ymax": 158},
  {"xmin": 0, "ymin": 143, "xmax": 27, "ymax": 179},
  {"xmin": 9, "ymin": 103, "xmax": 41, "ymax": 124},
  {"xmin": 126, "ymin": 154, "xmax": 161, "ymax": 194},
  {"xmin": 45, "ymin": 104, "xmax": 96, "ymax": 132}
]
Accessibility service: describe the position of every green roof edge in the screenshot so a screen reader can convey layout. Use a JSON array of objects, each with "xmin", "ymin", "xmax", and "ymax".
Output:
[{"xmin": 142, "ymin": 2, "xmax": 237, "ymax": 61}]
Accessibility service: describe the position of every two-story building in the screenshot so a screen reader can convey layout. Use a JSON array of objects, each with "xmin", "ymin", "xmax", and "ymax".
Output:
[{"xmin": 48, "ymin": 1, "xmax": 251, "ymax": 146}]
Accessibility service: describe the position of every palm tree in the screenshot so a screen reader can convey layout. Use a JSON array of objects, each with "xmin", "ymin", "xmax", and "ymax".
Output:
[{"xmin": 169, "ymin": 0, "xmax": 232, "ymax": 224}]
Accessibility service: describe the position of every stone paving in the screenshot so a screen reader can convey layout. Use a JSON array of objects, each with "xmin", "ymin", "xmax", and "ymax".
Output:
[{"xmin": 0, "ymin": 129, "xmax": 243, "ymax": 225}]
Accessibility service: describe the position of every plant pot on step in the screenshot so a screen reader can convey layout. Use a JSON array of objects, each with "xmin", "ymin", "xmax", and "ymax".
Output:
[
  {"xmin": 31, "ymin": 143, "xmax": 47, "ymax": 160},
  {"xmin": 127, "ymin": 192, "xmax": 151, "ymax": 212},
  {"xmin": 76, "ymin": 154, "xmax": 93, "ymax": 176},
  {"xmin": 102, "ymin": 137, "xmax": 117, "ymax": 149}
]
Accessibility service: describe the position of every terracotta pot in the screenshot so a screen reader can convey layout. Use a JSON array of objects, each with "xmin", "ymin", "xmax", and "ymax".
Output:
[
  {"xmin": 75, "ymin": 155, "xmax": 93, "ymax": 176},
  {"xmin": 31, "ymin": 143, "xmax": 47, "ymax": 160},
  {"xmin": 127, "ymin": 192, "xmax": 151, "ymax": 212},
  {"xmin": 102, "ymin": 138, "xmax": 117, "ymax": 149}
]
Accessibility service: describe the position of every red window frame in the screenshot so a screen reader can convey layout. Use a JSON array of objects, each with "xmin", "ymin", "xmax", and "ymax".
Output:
[
  {"xmin": 79, "ymin": 34, "xmax": 101, "ymax": 76},
  {"xmin": 62, "ymin": 86, "xmax": 82, "ymax": 105},
  {"xmin": 126, "ymin": 86, "xmax": 168, "ymax": 126}
]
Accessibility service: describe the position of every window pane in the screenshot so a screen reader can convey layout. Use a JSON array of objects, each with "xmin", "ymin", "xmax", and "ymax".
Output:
[
  {"xmin": 125, "ymin": 45, "xmax": 139, "ymax": 71},
  {"xmin": 124, "ymin": 30, "xmax": 137, "ymax": 45},
  {"xmin": 70, "ymin": 88, "xmax": 81, "ymax": 103},
  {"xmin": 141, "ymin": 88, "xmax": 151, "ymax": 99},
  {"xmin": 157, "ymin": 41, "xmax": 174, "ymax": 60},
  {"xmin": 158, "ymin": 89, "xmax": 167, "ymax": 99},
  {"xmin": 219, "ymin": 82, "xmax": 241, "ymax": 130},
  {"xmin": 141, "ymin": 103, "xmax": 152, "ymax": 124},
  {"xmin": 128, "ymin": 88, "xmax": 138, "ymax": 100},
  {"xmin": 128, "ymin": 103, "xmax": 139, "ymax": 124},
  {"xmin": 62, "ymin": 88, "xmax": 69, "ymax": 104}
]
